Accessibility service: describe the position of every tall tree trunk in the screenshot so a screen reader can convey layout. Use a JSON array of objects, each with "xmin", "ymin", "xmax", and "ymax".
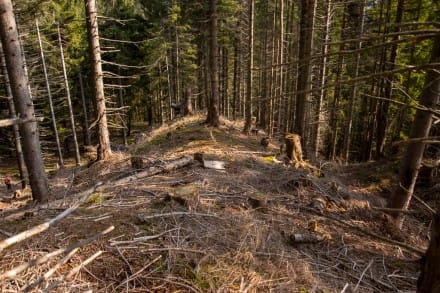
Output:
[
  {"xmin": 84, "ymin": 0, "xmax": 112, "ymax": 160},
  {"xmin": 78, "ymin": 72, "xmax": 91, "ymax": 146},
  {"xmin": 341, "ymin": 0, "xmax": 366, "ymax": 163},
  {"xmin": 259, "ymin": 0, "xmax": 270, "ymax": 131},
  {"xmin": 0, "ymin": 45, "xmax": 27, "ymax": 189},
  {"xmin": 418, "ymin": 210, "xmax": 440, "ymax": 292},
  {"xmin": 278, "ymin": 0, "xmax": 286, "ymax": 134},
  {"xmin": 387, "ymin": 35, "xmax": 440, "ymax": 229},
  {"xmin": 376, "ymin": 0, "xmax": 404, "ymax": 158},
  {"xmin": 312, "ymin": 0, "xmax": 332, "ymax": 158},
  {"xmin": 206, "ymin": 0, "xmax": 220, "ymax": 127},
  {"xmin": 36, "ymin": 20, "xmax": 64, "ymax": 167},
  {"xmin": 57, "ymin": 24, "xmax": 80, "ymax": 166},
  {"xmin": 327, "ymin": 4, "xmax": 347, "ymax": 160},
  {"xmin": 118, "ymin": 78, "xmax": 128, "ymax": 146},
  {"xmin": 243, "ymin": 0, "xmax": 255, "ymax": 134},
  {"xmin": 165, "ymin": 55, "xmax": 173, "ymax": 120},
  {"xmin": 294, "ymin": 0, "xmax": 315, "ymax": 143},
  {"xmin": 0, "ymin": 0, "xmax": 49, "ymax": 202}
]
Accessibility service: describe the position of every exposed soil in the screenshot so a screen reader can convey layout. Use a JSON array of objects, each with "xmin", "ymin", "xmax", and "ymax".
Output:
[{"xmin": 0, "ymin": 115, "xmax": 433, "ymax": 292}]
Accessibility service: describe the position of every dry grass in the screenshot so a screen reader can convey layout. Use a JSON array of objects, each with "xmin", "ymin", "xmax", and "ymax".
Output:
[{"xmin": 0, "ymin": 116, "xmax": 428, "ymax": 292}]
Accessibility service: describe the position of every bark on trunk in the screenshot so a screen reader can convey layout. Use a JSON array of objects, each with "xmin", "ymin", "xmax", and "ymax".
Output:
[
  {"xmin": 294, "ymin": 0, "xmax": 315, "ymax": 142},
  {"xmin": 84, "ymin": 0, "xmax": 112, "ymax": 160},
  {"xmin": 417, "ymin": 211, "xmax": 440, "ymax": 293},
  {"xmin": 387, "ymin": 35, "xmax": 440, "ymax": 228},
  {"xmin": 0, "ymin": 0, "xmax": 49, "ymax": 202},
  {"xmin": 206, "ymin": 0, "xmax": 220, "ymax": 127},
  {"xmin": 243, "ymin": 0, "xmax": 255, "ymax": 134},
  {"xmin": 36, "ymin": 20, "xmax": 64, "ymax": 167},
  {"xmin": 0, "ymin": 46, "xmax": 27, "ymax": 189},
  {"xmin": 58, "ymin": 24, "xmax": 81, "ymax": 166}
]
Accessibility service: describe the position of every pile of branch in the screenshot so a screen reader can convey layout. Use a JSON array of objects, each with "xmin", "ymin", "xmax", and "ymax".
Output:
[{"xmin": 0, "ymin": 155, "xmax": 195, "ymax": 291}]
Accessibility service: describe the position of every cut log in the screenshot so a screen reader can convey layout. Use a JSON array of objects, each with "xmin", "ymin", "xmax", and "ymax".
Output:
[
  {"xmin": 284, "ymin": 232, "xmax": 330, "ymax": 244},
  {"xmin": 115, "ymin": 156, "xmax": 193, "ymax": 185}
]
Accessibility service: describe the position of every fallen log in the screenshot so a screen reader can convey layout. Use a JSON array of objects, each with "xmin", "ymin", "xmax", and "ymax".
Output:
[{"xmin": 115, "ymin": 156, "xmax": 193, "ymax": 185}]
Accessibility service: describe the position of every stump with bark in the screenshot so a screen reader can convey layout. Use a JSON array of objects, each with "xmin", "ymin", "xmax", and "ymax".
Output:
[{"xmin": 285, "ymin": 134, "xmax": 303, "ymax": 163}]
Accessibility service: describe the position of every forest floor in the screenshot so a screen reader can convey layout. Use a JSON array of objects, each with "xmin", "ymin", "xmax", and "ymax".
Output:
[{"xmin": 0, "ymin": 115, "xmax": 435, "ymax": 292}]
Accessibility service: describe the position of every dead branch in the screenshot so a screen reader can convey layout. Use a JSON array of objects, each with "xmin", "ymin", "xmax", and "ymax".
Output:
[
  {"xmin": 371, "ymin": 207, "xmax": 419, "ymax": 214},
  {"xmin": 114, "ymin": 255, "xmax": 162, "ymax": 291},
  {"xmin": 0, "ymin": 225, "xmax": 114, "ymax": 281},
  {"xmin": 272, "ymin": 207, "xmax": 425, "ymax": 255},
  {"xmin": 114, "ymin": 156, "xmax": 193, "ymax": 185},
  {"xmin": 0, "ymin": 229, "xmax": 12, "ymax": 237},
  {"xmin": 23, "ymin": 247, "xmax": 79, "ymax": 292},
  {"xmin": 137, "ymin": 211, "xmax": 223, "ymax": 222},
  {"xmin": 0, "ymin": 116, "xmax": 44, "ymax": 128},
  {"xmin": 392, "ymin": 136, "xmax": 440, "ymax": 146},
  {"xmin": 42, "ymin": 250, "xmax": 103, "ymax": 292},
  {"xmin": 109, "ymin": 228, "xmax": 179, "ymax": 246},
  {"xmin": 0, "ymin": 182, "xmax": 104, "ymax": 254}
]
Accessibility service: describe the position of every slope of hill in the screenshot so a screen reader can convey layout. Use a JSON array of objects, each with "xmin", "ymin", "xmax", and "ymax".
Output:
[{"xmin": 0, "ymin": 116, "xmax": 429, "ymax": 292}]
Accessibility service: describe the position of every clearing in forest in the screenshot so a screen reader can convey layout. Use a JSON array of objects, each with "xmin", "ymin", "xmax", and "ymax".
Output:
[{"xmin": 0, "ymin": 116, "xmax": 430, "ymax": 292}]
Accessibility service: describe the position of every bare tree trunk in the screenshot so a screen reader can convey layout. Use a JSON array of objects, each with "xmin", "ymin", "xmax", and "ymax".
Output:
[
  {"xmin": 0, "ymin": 45, "xmax": 27, "ymax": 189},
  {"xmin": 84, "ymin": 0, "xmax": 112, "ymax": 160},
  {"xmin": 418, "ymin": 210, "xmax": 440, "ymax": 292},
  {"xmin": 387, "ymin": 35, "xmax": 440, "ymax": 229},
  {"xmin": 78, "ymin": 72, "xmax": 91, "ymax": 146},
  {"xmin": 232, "ymin": 24, "xmax": 241, "ymax": 121},
  {"xmin": 36, "ymin": 20, "xmax": 64, "ymax": 167},
  {"xmin": 294, "ymin": 0, "xmax": 316, "ymax": 143},
  {"xmin": 243, "ymin": 0, "xmax": 255, "ymax": 134},
  {"xmin": 0, "ymin": 0, "xmax": 49, "ymax": 202},
  {"xmin": 259, "ymin": 1, "xmax": 269, "ymax": 131},
  {"xmin": 166, "ymin": 55, "xmax": 173, "ymax": 120},
  {"xmin": 58, "ymin": 24, "xmax": 81, "ymax": 166},
  {"xmin": 206, "ymin": 0, "xmax": 220, "ymax": 127},
  {"xmin": 327, "ymin": 4, "xmax": 347, "ymax": 160},
  {"xmin": 342, "ymin": 0, "xmax": 366, "ymax": 163},
  {"xmin": 118, "ymin": 69, "xmax": 128, "ymax": 146},
  {"xmin": 312, "ymin": 0, "xmax": 332, "ymax": 158},
  {"xmin": 278, "ymin": 0, "xmax": 286, "ymax": 134}
]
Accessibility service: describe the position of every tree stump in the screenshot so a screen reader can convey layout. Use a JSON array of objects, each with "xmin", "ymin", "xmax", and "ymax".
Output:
[
  {"xmin": 131, "ymin": 156, "xmax": 145, "ymax": 169},
  {"xmin": 285, "ymin": 133, "xmax": 303, "ymax": 162}
]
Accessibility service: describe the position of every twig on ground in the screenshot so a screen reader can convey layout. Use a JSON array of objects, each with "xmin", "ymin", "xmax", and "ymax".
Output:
[
  {"xmin": 0, "ymin": 229, "xmax": 12, "ymax": 237},
  {"xmin": 42, "ymin": 250, "xmax": 103, "ymax": 292},
  {"xmin": 272, "ymin": 207, "xmax": 425, "ymax": 255},
  {"xmin": 0, "ymin": 226, "xmax": 114, "ymax": 281},
  {"xmin": 22, "ymin": 247, "xmax": 79, "ymax": 292},
  {"xmin": 0, "ymin": 182, "xmax": 105, "ymax": 254},
  {"xmin": 114, "ymin": 255, "xmax": 162, "ymax": 290},
  {"xmin": 354, "ymin": 259, "xmax": 374, "ymax": 291},
  {"xmin": 137, "ymin": 211, "xmax": 224, "ymax": 222}
]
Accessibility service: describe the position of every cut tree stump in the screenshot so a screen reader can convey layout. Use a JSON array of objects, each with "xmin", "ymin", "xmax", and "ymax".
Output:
[
  {"xmin": 131, "ymin": 156, "xmax": 145, "ymax": 169},
  {"xmin": 285, "ymin": 133, "xmax": 303, "ymax": 162}
]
